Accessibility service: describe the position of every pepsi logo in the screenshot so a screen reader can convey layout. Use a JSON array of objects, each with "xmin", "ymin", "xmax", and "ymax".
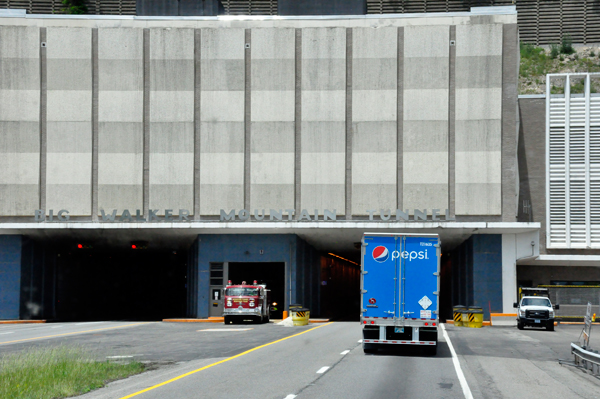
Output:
[
  {"xmin": 372, "ymin": 246, "xmax": 389, "ymax": 262},
  {"xmin": 369, "ymin": 298, "xmax": 376, "ymax": 304}
]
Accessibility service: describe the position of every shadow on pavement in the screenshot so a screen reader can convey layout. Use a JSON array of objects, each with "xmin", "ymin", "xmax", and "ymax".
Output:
[{"xmin": 366, "ymin": 341, "xmax": 452, "ymax": 358}]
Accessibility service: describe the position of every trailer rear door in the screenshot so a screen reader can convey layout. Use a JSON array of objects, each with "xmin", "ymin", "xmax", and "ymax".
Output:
[
  {"xmin": 400, "ymin": 236, "xmax": 439, "ymax": 320},
  {"xmin": 362, "ymin": 235, "xmax": 399, "ymax": 319}
]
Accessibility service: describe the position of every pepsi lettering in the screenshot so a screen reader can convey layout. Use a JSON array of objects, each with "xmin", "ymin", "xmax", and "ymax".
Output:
[{"xmin": 372, "ymin": 246, "xmax": 428, "ymax": 262}]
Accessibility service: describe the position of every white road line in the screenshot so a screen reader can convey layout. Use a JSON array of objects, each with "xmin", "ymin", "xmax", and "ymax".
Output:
[
  {"xmin": 316, "ymin": 366, "xmax": 330, "ymax": 374},
  {"xmin": 340, "ymin": 350, "xmax": 350, "ymax": 355},
  {"xmin": 284, "ymin": 395, "xmax": 296, "ymax": 399},
  {"xmin": 106, "ymin": 355, "xmax": 134, "ymax": 359},
  {"xmin": 76, "ymin": 322, "xmax": 105, "ymax": 326},
  {"xmin": 0, "ymin": 332, "xmax": 14, "ymax": 335},
  {"xmin": 197, "ymin": 328, "xmax": 253, "ymax": 332},
  {"xmin": 441, "ymin": 324, "xmax": 474, "ymax": 399},
  {"xmin": 51, "ymin": 325, "xmax": 66, "ymax": 329}
]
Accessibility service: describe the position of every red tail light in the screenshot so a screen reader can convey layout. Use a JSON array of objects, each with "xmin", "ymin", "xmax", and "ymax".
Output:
[
  {"xmin": 370, "ymin": 321, "xmax": 375, "ymax": 324},
  {"xmin": 424, "ymin": 323, "xmax": 428, "ymax": 326},
  {"xmin": 433, "ymin": 323, "xmax": 436, "ymax": 326}
]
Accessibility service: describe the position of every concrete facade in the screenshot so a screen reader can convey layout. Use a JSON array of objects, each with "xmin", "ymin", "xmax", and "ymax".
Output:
[{"xmin": 0, "ymin": 11, "xmax": 518, "ymax": 221}]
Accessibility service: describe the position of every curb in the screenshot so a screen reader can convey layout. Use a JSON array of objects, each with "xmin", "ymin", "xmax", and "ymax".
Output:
[
  {"xmin": 446, "ymin": 320, "xmax": 491, "ymax": 326},
  {"xmin": 0, "ymin": 320, "xmax": 46, "ymax": 324}
]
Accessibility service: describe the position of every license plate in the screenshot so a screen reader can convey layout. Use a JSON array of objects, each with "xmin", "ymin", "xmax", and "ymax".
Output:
[
  {"xmin": 535, "ymin": 319, "xmax": 540, "ymax": 323},
  {"xmin": 395, "ymin": 327, "xmax": 404, "ymax": 333}
]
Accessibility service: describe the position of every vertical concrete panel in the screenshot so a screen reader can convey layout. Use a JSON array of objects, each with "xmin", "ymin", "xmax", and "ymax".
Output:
[
  {"xmin": 455, "ymin": 24, "xmax": 503, "ymax": 215},
  {"xmin": 46, "ymin": 27, "xmax": 92, "ymax": 215},
  {"xmin": 250, "ymin": 28, "xmax": 295, "ymax": 211},
  {"xmin": 403, "ymin": 25, "xmax": 449, "ymax": 211},
  {"xmin": 351, "ymin": 27, "xmax": 397, "ymax": 215},
  {"xmin": 502, "ymin": 24, "xmax": 519, "ymax": 222},
  {"xmin": 0, "ymin": 236, "xmax": 22, "ymax": 319},
  {"xmin": 301, "ymin": 28, "xmax": 346, "ymax": 214},
  {"xmin": 149, "ymin": 28, "xmax": 194, "ymax": 215},
  {"xmin": 0, "ymin": 27, "xmax": 40, "ymax": 215},
  {"xmin": 200, "ymin": 29, "xmax": 245, "ymax": 215},
  {"xmin": 502, "ymin": 233, "xmax": 517, "ymax": 313},
  {"xmin": 98, "ymin": 28, "xmax": 144, "ymax": 213}
]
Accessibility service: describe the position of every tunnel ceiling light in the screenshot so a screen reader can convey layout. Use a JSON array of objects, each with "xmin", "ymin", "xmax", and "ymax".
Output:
[{"xmin": 327, "ymin": 253, "xmax": 359, "ymax": 266}]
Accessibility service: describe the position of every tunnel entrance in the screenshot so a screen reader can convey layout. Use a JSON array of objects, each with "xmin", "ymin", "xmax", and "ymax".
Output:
[
  {"xmin": 54, "ymin": 244, "xmax": 187, "ymax": 321},
  {"xmin": 228, "ymin": 262, "xmax": 285, "ymax": 319}
]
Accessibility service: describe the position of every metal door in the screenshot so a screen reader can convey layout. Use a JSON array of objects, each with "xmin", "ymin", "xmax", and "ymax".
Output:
[
  {"xmin": 400, "ymin": 236, "xmax": 439, "ymax": 320},
  {"xmin": 209, "ymin": 262, "xmax": 224, "ymax": 317}
]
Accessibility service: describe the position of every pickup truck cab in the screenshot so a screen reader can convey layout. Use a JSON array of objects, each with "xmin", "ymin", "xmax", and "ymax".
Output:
[{"xmin": 514, "ymin": 296, "xmax": 559, "ymax": 331}]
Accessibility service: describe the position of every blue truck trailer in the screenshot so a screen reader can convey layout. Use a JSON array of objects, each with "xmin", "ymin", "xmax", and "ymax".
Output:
[{"xmin": 361, "ymin": 233, "xmax": 441, "ymax": 355}]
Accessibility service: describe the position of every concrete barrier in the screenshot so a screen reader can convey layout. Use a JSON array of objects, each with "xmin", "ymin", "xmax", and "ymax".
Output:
[{"xmin": 490, "ymin": 313, "xmax": 517, "ymax": 327}]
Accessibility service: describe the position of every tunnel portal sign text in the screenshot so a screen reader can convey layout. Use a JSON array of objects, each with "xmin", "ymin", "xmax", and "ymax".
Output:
[{"xmin": 34, "ymin": 208, "xmax": 455, "ymax": 222}]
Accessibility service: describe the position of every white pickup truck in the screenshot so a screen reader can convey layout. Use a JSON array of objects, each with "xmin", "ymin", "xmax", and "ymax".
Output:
[{"xmin": 514, "ymin": 296, "xmax": 559, "ymax": 331}]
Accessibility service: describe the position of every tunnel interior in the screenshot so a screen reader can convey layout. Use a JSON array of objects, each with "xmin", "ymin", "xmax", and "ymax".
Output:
[
  {"xmin": 23, "ymin": 238, "xmax": 189, "ymax": 322},
  {"xmin": 228, "ymin": 262, "xmax": 285, "ymax": 319}
]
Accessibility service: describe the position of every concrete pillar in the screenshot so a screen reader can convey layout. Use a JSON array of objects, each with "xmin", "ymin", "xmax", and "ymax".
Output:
[
  {"xmin": 501, "ymin": 233, "xmax": 517, "ymax": 313},
  {"xmin": 0, "ymin": 236, "xmax": 22, "ymax": 320}
]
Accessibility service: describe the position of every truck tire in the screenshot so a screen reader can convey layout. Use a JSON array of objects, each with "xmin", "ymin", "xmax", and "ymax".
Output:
[
  {"xmin": 547, "ymin": 322, "xmax": 555, "ymax": 331},
  {"xmin": 363, "ymin": 343, "xmax": 377, "ymax": 354},
  {"xmin": 517, "ymin": 321, "xmax": 524, "ymax": 330},
  {"xmin": 224, "ymin": 316, "xmax": 231, "ymax": 325}
]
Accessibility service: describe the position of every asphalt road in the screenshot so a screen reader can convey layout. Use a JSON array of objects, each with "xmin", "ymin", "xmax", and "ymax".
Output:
[{"xmin": 1, "ymin": 321, "xmax": 600, "ymax": 398}]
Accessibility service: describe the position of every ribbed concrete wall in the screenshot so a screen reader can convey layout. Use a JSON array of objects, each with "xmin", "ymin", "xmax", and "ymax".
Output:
[
  {"xmin": 98, "ymin": 28, "xmax": 144, "ymax": 213},
  {"xmin": 0, "ymin": 14, "xmax": 517, "ymax": 221},
  {"xmin": 0, "ymin": 26, "xmax": 40, "ymax": 216}
]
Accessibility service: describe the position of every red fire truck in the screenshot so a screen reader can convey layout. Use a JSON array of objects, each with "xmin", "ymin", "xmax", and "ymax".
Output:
[{"xmin": 223, "ymin": 280, "xmax": 270, "ymax": 324}]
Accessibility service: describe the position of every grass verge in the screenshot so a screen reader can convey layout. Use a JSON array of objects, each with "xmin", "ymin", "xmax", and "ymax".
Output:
[{"xmin": 0, "ymin": 346, "xmax": 144, "ymax": 398}]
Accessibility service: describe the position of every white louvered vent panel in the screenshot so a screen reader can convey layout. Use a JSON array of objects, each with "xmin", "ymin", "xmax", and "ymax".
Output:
[
  {"xmin": 548, "ymin": 96, "xmax": 567, "ymax": 247},
  {"xmin": 569, "ymin": 98, "xmax": 587, "ymax": 246},
  {"xmin": 591, "ymin": 96, "xmax": 600, "ymax": 246},
  {"xmin": 549, "ymin": 98, "xmax": 566, "ymax": 126}
]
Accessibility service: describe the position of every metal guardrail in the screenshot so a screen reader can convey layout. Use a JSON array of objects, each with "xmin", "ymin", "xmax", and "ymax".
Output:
[{"xmin": 571, "ymin": 342, "xmax": 600, "ymax": 376}]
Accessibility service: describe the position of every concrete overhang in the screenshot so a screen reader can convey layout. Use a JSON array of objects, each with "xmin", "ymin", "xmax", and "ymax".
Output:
[
  {"xmin": 0, "ymin": 222, "xmax": 539, "ymax": 256},
  {"xmin": 517, "ymin": 255, "xmax": 600, "ymax": 267}
]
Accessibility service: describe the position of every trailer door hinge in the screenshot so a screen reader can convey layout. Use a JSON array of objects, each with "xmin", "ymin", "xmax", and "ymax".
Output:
[
  {"xmin": 433, "ymin": 291, "xmax": 439, "ymax": 296},
  {"xmin": 433, "ymin": 310, "xmax": 439, "ymax": 315},
  {"xmin": 433, "ymin": 272, "xmax": 439, "ymax": 276},
  {"xmin": 361, "ymin": 309, "xmax": 367, "ymax": 313},
  {"xmin": 434, "ymin": 243, "xmax": 441, "ymax": 248},
  {"xmin": 361, "ymin": 289, "xmax": 367, "ymax": 294},
  {"xmin": 362, "ymin": 271, "xmax": 368, "ymax": 275}
]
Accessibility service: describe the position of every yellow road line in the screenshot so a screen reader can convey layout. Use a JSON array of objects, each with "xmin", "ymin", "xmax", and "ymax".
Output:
[
  {"xmin": 0, "ymin": 323, "xmax": 148, "ymax": 345},
  {"xmin": 120, "ymin": 322, "xmax": 334, "ymax": 399}
]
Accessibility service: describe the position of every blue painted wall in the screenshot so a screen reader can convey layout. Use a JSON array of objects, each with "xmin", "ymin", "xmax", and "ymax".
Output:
[
  {"xmin": 190, "ymin": 234, "xmax": 319, "ymax": 319},
  {"xmin": 451, "ymin": 234, "xmax": 502, "ymax": 319},
  {"xmin": 0, "ymin": 236, "xmax": 22, "ymax": 320}
]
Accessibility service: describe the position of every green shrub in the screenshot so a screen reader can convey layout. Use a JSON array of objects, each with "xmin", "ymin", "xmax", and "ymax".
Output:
[
  {"xmin": 61, "ymin": 0, "xmax": 87, "ymax": 14},
  {"xmin": 591, "ymin": 51, "xmax": 596, "ymax": 57},
  {"xmin": 561, "ymin": 34, "xmax": 575, "ymax": 55},
  {"xmin": 550, "ymin": 44, "xmax": 560, "ymax": 59}
]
